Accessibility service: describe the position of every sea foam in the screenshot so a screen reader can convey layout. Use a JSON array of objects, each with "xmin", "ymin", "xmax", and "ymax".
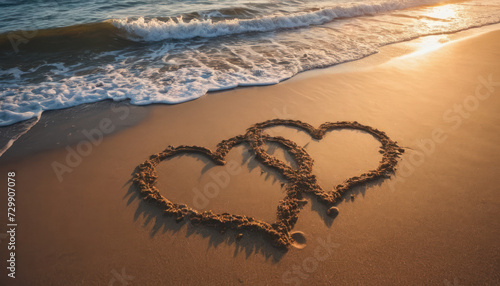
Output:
[{"xmin": 113, "ymin": 0, "xmax": 444, "ymax": 41}]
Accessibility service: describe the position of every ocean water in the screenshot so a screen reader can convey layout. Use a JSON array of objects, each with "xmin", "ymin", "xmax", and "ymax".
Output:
[{"xmin": 1, "ymin": 0, "xmax": 500, "ymax": 128}]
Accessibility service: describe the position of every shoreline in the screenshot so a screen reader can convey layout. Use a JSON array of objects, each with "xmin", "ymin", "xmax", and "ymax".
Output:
[
  {"xmin": 2, "ymin": 23, "xmax": 500, "ymax": 160},
  {"xmin": 1, "ymin": 24, "xmax": 500, "ymax": 285},
  {"xmin": 290, "ymin": 22, "xmax": 500, "ymax": 81}
]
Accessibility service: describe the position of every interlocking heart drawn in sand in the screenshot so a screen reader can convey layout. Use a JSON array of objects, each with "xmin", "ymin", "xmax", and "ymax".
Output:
[{"xmin": 132, "ymin": 119, "xmax": 404, "ymax": 249}]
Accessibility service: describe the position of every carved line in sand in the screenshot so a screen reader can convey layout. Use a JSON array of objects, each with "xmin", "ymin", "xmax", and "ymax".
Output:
[{"xmin": 132, "ymin": 119, "xmax": 404, "ymax": 249}]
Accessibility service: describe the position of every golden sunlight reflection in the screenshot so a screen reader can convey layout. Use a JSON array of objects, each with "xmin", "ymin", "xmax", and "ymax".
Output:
[
  {"xmin": 426, "ymin": 4, "xmax": 458, "ymax": 20},
  {"xmin": 400, "ymin": 35, "xmax": 451, "ymax": 59},
  {"xmin": 420, "ymin": 4, "xmax": 460, "ymax": 34}
]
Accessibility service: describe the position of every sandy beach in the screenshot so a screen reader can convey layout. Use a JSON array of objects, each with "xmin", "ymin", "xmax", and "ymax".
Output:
[{"xmin": 1, "ymin": 26, "xmax": 500, "ymax": 285}]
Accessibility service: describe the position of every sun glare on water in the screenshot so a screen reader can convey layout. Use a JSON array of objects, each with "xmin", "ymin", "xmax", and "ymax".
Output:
[
  {"xmin": 398, "ymin": 4, "xmax": 460, "ymax": 57},
  {"xmin": 426, "ymin": 4, "xmax": 458, "ymax": 20}
]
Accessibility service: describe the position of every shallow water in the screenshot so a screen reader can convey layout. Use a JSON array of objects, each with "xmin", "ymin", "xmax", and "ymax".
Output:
[{"xmin": 1, "ymin": 0, "xmax": 500, "ymax": 127}]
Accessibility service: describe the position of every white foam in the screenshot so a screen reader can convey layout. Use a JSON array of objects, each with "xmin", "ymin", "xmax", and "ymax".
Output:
[
  {"xmin": 112, "ymin": 0, "xmax": 444, "ymax": 41},
  {"xmin": 1, "ymin": 0, "xmax": 500, "ymax": 129},
  {"xmin": 0, "ymin": 41, "xmax": 370, "ymax": 126}
]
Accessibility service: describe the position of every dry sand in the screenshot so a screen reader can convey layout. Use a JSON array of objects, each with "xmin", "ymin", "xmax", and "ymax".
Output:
[{"xmin": 1, "ymin": 26, "xmax": 500, "ymax": 285}]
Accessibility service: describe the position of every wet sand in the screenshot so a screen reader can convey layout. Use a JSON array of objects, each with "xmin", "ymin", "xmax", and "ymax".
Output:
[{"xmin": 1, "ymin": 27, "xmax": 500, "ymax": 285}]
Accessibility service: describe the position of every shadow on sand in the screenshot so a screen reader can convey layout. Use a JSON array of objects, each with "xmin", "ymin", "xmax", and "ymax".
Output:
[
  {"xmin": 123, "ymin": 143, "xmax": 387, "ymax": 259},
  {"xmin": 123, "ymin": 120, "xmax": 403, "ymax": 259},
  {"xmin": 123, "ymin": 148, "xmax": 297, "ymax": 262}
]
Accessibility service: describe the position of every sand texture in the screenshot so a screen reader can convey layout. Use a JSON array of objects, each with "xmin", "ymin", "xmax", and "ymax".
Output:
[{"xmin": 1, "ymin": 27, "xmax": 500, "ymax": 285}]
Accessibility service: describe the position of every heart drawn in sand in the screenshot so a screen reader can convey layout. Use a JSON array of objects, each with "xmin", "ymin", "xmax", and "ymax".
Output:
[{"xmin": 132, "ymin": 119, "xmax": 404, "ymax": 248}]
